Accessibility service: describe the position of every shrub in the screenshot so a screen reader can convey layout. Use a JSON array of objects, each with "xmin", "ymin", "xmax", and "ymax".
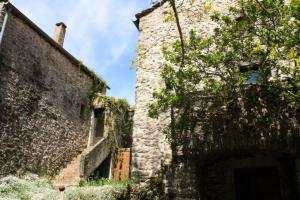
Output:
[
  {"xmin": 65, "ymin": 184, "xmax": 129, "ymax": 200},
  {"xmin": 0, "ymin": 175, "xmax": 129, "ymax": 200},
  {"xmin": 0, "ymin": 174, "xmax": 59, "ymax": 200}
]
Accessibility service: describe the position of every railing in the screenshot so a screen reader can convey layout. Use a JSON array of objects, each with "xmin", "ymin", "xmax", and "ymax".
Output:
[{"xmin": 79, "ymin": 137, "xmax": 112, "ymax": 178}]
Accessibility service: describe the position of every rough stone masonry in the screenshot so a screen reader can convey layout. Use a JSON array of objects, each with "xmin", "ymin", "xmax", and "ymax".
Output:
[
  {"xmin": 132, "ymin": 0, "xmax": 235, "ymax": 179},
  {"xmin": 0, "ymin": 1, "xmax": 108, "ymax": 177},
  {"xmin": 132, "ymin": 0, "xmax": 300, "ymax": 199}
]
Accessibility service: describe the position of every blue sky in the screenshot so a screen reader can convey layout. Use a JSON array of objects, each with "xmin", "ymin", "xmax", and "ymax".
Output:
[{"xmin": 10, "ymin": 0, "xmax": 150, "ymax": 105}]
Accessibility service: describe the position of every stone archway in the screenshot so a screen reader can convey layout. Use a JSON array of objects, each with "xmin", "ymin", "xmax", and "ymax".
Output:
[{"xmin": 198, "ymin": 152, "xmax": 299, "ymax": 200}]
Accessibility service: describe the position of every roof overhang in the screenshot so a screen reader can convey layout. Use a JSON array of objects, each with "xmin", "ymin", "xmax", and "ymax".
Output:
[{"xmin": 133, "ymin": 0, "xmax": 167, "ymax": 31}]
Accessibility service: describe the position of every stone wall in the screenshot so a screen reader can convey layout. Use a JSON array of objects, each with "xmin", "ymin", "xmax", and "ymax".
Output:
[
  {"xmin": 79, "ymin": 96, "xmax": 133, "ymax": 179},
  {"xmin": 199, "ymin": 151, "xmax": 300, "ymax": 200},
  {"xmin": 0, "ymin": 3, "xmax": 5, "ymax": 30},
  {"xmin": 91, "ymin": 96, "xmax": 133, "ymax": 149},
  {"xmin": 133, "ymin": 1, "xmax": 300, "ymax": 199},
  {"xmin": 0, "ymin": 3, "xmax": 106, "ymax": 177},
  {"xmin": 80, "ymin": 137, "xmax": 111, "ymax": 179},
  {"xmin": 131, "ymin": 0, "xmax": 254, "ymax": 199},
  {"xmin": 133, "ymin": 0, "xmax": 235, "ymax": 177}
]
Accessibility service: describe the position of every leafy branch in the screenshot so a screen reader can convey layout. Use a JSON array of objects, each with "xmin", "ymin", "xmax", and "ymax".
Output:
[{"xmin": 149, "ymin": 0, "xmax": 300, "ymax": 153}]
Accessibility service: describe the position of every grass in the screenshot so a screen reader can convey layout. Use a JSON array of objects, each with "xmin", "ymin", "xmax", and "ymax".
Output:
[
  {"xmin": 0, "ymin": 174, "xmax": 129, "ymax": 200},
  {"xmin": 79, "ymin": 178, "xmax": 129, "ymax": 187}
]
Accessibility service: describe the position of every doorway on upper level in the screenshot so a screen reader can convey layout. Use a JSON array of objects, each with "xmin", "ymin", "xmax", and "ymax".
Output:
[
  {"xmin": 88, "ymin": 107, "xmax": 105, "ymax": 146},
  {"xmin": 94, "ymin": 108, "xmax": 105, "ymax": 140}
]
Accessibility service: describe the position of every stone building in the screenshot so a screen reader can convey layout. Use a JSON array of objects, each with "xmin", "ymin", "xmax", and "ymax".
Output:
[
  {"xmin": 132, "ymin": 0, "xmax": 300, "ymax": 199},
  {"xmin": 0, "ymin": 0, "xmax": 131, "ymax": 184}
]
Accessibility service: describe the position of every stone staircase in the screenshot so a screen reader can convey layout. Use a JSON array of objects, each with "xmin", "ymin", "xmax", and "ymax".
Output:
[
  {"xmin": 52, "ymin": 138, "xmax": 112, "ymax": 186},
  {"xmin": 80, "ymin": 138, "xmax": 111, "ymax": 179},
  {"xmin": 52, "ymin": 149, "xmax": 90, "ymax": 186}
]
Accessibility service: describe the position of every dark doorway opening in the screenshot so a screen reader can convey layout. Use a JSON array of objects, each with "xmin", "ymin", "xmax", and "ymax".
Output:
[
  {"xmin": 94, "ymin": 108, "xmax": 105, "ymax": 138},
  {"xmin": 89, "ymin": 154, "xmax": 112, "ymax": 179},
  {"xmin": 234, "ymin": 166, "xmax": 282, "ymax": 200}
]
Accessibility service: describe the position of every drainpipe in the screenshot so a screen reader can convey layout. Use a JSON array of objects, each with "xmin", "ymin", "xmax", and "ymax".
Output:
[{"xmin": 0, "ymin": 3, "xmax": 10, "ymax": 49}]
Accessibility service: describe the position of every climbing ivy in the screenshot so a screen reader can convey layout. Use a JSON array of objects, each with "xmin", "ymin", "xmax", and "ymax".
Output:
[
  {"xmin": 94, "ymin": 95, "xmax": 132, "ymax": 148},
  {"xmin": 164, "ymin": 10, "xmax": 176, "ymax": 23},
  {"xmin": 149, "ymin": 0, "xmax": 300, "ymax": 153},
  {"xmin": 95, "ymin": 95, "xmax": 130, "ymax": 111},
  {"xmin": 77, "ymin": 62, "xmax": 107, "ymax": 111}
]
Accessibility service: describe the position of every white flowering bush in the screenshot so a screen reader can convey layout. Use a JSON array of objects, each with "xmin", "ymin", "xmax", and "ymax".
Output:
[
  {"xmin": 65, "ymin": 184, "xmax": 128, "ymax": 200},
  {"xmin": 0, "ymin": 174, "xmax": 128, "ymax": 200},
  {"xmin": 0, "ymin": 174, "xmax": 59, "ymax": 200}
]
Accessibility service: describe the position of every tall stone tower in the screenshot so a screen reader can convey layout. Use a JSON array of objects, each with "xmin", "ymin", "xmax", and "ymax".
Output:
[
  {"xmin": 131, "ymin": 0, "xmax": 300, "ymax": 200},
  {"xmin": 132, "ymin": 0, "xmax": 235, "ymax": 198},
  {"xmin": 132, "ymin": 1, "xmax": 300, "ymax": 200}
]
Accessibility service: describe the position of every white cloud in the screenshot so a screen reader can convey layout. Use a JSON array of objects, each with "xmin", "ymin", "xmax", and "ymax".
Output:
[
  {"xmin": 103, "ymin": 41, "xmax": 129, "ymax": 67},
  {"xmin": 9, "ymin": 0, "xmax": 148, "ymax": 104},
  {"xmin": 62, "ymin": 0, "xmax": 141, "ymax": 74}
]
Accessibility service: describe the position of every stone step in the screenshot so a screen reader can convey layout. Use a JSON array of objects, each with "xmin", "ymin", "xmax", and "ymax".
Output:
[{"xmin": 52, "ymin": 148, "xmax": 91, "ymax": 186}]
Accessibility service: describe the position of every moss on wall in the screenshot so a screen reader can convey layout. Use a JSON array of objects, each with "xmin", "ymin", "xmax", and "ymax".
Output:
[{"xmin": 94, "ymin": 95, "xmax": 133, "ymax": 148}]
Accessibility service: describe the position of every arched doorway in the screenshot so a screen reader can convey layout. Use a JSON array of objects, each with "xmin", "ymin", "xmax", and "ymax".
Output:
[{"xmin": 198, "ymin": 151, "xmax": 298, "ymax": 200}]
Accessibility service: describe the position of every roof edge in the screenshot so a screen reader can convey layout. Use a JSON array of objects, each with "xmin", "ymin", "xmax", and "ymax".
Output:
[
  {"xmin": 3, "ymin": 1, "xmax": 110, "ymax": 89},
  {"xmin": 133, "ymin": 0, "xmax": 167, "ymax": 30}
]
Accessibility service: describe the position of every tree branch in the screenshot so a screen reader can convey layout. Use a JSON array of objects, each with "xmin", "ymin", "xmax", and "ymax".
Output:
[{"xmin": 169, "ymin": 0, "xmax": 185, "ymax": 67}]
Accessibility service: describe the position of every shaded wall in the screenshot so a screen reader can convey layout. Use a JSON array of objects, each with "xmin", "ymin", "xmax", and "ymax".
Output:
[
  {"xmin": 81, "ymin": 97, "xmax": 133, "ymax": 179},
  {"xmin": 132, "ymin": 0, "xmax": 300, "ymax": 199},
  {"xmin": 132, "ymin": 0, "xmax": 236, "ymax": 180},
  {"xmin": 0, "ymin": 4, "xmax": 105, "ymax": 176},
  {"xmin": 132, "ymin": 0, "xmax": 234, "ymax": 194}
]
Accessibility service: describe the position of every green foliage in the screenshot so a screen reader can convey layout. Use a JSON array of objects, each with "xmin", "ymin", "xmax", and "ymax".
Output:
[
  {"xmin": 131, "ymin": 44, "xmax": 147, "ymax": 70},
  {"xmin": 78, "ymin": 62, "xmax": 107, "ymax": 90},
  {"xmin": 78, "ymin": 61, "xmax": 107, "ymax": 111},
  {"xmin": 88, "ymin": 79, "xmax": 106, "ymax": 105},
  {"xmin": 202, "ymin": 2, "xmax": 214, "ymax": 14},
  {"xmin": 164, "ymin": 10, "xmax": 175, "ymax": 23},
  {"xmin": 0, "ymin": 174, "xmax": 59, "ymax": 200},
  {"xmin": 149, "ymin": 0, "xmax": 300, "ymax": 152},
  {"xmin": 64, "ymin": 185, "xmax": 129, "ymax": 200},
  {"xmin": 95, "ymin": 95, "xmax": 130, "ymax": 111},
  {"xmin": 0, "ymin": 174, "xmax": 129, "ymax": 200},
  {"xmin": 130, "ymin": 178, "xmax": 164, "ymax": 200},
  {"xmin": 73, "ymin": 178, "xmax": 130, "ymax": 200},
  {"xmin": 94, "ymin": 95, "xmax": 133, "ymax": 147},
  {"xmin": 79, "ymin": 178, "xmax": 130, "ymax": 187},
  {"xmin": 130, "ymin": 59, "xmax": 138, "ymax": 70}
]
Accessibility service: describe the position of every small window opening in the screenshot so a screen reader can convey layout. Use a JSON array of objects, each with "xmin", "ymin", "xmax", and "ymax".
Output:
[
  {"xmin": 245, "ymin": 71, "xmax": 261, "ymax": 84},
  {"xmin": 239, "ymin": 63, "xmax": 261, "ymax": 84},
  {"xmin": 94, "ymin": 108, "xmax": 105, "ymax": 138},
  {"xmin": 80, "ymin": 104, "xmax": 85, "ymax": 120}
]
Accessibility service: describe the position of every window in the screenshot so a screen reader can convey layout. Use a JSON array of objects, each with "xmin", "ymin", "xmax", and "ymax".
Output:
[
  {"xmin": 94, "ymin": 108, "xmax": 105, "ymax": 138},
  {"xmin": 245, "ymin": 71, "xmax": 261, "ymax": 84},
  {"xmin": 80, "ymin": 104, "xmax": 85, "ymax": 120},
  {"xmin": 239, "ymin": 63, "xmax": 261, "ymax": 84}
]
